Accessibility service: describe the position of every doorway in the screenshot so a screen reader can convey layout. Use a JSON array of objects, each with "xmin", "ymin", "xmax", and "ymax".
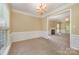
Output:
[{"xmin": 47, "ymin": 9, "xmax": 70, "ymax": 50}]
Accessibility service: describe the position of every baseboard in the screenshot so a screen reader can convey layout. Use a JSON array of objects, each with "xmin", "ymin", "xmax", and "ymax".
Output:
[
  {"xmin": 2, "ymin": 44, "xmax": 11, "ymax": 55},
  {"xmin": 71, "ymin": 47, "xmax": 79, "ymax": 51},
  {"xmin": 70, "ymin": 34, "xmax": 79, "ymax": 50},
  {"xmin": 11, "ymin": 31, "xmax": 48, "ymax": 42},
  {"xmin": 40, "ymin": 31, "xmax": 49, "ymax": 39}
]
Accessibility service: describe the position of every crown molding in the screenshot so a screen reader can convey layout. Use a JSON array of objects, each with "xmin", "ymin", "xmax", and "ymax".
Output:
[
  {"xmin": 12, "ymin": 9, "xmax": 43, "ymax": 18},
  {"xmin": 43, "ymin": 3, "xmax": 76, "ymax": 17},
  {"xmin": 47, "ymin": 9, "xmax": 70, "ymax": 19},
  {"xmin": 12, "ymin": 4, "xmax": 76, "ymax": 18}
]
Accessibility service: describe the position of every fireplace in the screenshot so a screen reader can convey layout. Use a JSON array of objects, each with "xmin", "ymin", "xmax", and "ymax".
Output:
[{"xmin": 51, "ymin": 29, "xmax": 55, "ymax": 35}]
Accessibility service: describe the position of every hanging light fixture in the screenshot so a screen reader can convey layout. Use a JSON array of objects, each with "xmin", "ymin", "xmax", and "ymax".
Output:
[{"xmin": 36, "ymin": 3, "xmax": 47, "ymax": 15}]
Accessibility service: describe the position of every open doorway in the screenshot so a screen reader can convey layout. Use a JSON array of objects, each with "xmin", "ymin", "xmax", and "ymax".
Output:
[{"xmin": 47, "ymin": 9, "xmax": 70, "ymax": 50}]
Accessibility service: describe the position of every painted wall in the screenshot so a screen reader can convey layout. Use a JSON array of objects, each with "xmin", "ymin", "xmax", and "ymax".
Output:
[
  {"xmin": 41, "ymin": 18, "xmax": 49, "ymax": 39},
  {"xmin": 71, "ymin": 4, "xmax": 79, "ymax": 35},
  {"xmin": 10, "ymin": 11, "xmax": 43, "ymax": 32},
  {"xmin": 70, "ymin": 4, "xmax": 79, "ymax": 50},
  {"xmin": 10, "ymin": 10, "xmax": 49, "ymax": 42},
  {"xmin": 48, "ymin": 19, "xmax": 70, "ymax": 35},
  {"xmin": 48, "ymin": 20, "xmax": 61, "ymax": 34},
  {"xmin": 61, "ymin": 21, "xmax": 70, "ymax": 33},
  {"xmin": 42, "ymin": 18, "xmax": 47, "ymax": 31},
  {"xmin": 48, "ymin": 21, "xmax": 61, "ymax": 30}
]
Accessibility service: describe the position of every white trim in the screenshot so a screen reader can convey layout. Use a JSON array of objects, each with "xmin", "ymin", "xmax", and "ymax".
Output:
[
  {"xmin": 71, "ymin": 47, "xmax": 79, "ymax": 51},
  {"xmin": 70, "ymin": 34, "xmax": 79, "ymax": 50},
  {"xmin": 70, "ymin": 8, "xmax": 72, "ymax": 46},
  {"xmin": 47, "ymin": 17, "xmax": 48, "ymax": 32},
  {"xmin": 2, "ymin": 44, "xmax": 11, "ymax": 55},
  {"xmin": 11, "ymin": 31, "xmax": 48, "ymax": 42},
  {"xmin": 44, "ymin": 4, "xmax": 76, "ymax": 17},
  {"xmin": 71, "ymin": 34, "xmax": 79, "ymax": 37},
  {"xmin": 41, "ymin": 31, "xmax": 49, "ymax": 39},
  {"xmin": 12, "ymin": 9, "xmax": 42, "ymax": 18}
]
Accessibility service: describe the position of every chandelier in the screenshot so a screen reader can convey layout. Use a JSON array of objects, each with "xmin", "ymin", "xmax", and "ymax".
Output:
[{"xmin": 36, "ymin": 3, "xmax": 47, "ymax": 15}]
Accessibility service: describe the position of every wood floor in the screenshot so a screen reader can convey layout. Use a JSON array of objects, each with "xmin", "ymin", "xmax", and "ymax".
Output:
[{"xmin": 8, "ymin": 34, "xmax": 79, "ymax": 55}]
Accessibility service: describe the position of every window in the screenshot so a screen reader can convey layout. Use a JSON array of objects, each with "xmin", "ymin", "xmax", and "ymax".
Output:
[{"xmin": 0, "ymin": 4, "xmax": 8, "ymax": 55}]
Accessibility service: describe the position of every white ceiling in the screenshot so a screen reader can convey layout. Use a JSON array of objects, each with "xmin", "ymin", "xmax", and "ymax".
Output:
[
  {"xmin": 48, "ymin": 11, "xmax": 70, "ymax": 22},
  {"xmin": 11, "ymin": 3, "xmax": 69, "ymax": 17}
]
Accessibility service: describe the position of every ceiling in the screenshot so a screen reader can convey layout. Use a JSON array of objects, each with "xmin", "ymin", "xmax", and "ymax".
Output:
[
  {"xmin": 11, "ymin": 3, "xmax": 69, "ymax": 17},
  {"xmin": 48, "ymin": 11, "xmax": 70, "ymax": 22}
]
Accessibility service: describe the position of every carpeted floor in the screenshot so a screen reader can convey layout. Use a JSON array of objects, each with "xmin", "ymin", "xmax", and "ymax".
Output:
[{"xmin": 8, "ymin": 34, "xmax": 79, "ymax": 55}]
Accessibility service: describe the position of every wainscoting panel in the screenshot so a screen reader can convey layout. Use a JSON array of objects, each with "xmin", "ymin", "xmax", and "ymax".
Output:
[
  {"xmin": 70, "ymin": 34, "xmax": 79, "ymax": 50},
  {"xmin": 11, "ymin": 31, "xmax": 48, "ymax": 42},
  {"xmin": 40, "ymin": 31, "xmax": 49, "ymax": 39}
]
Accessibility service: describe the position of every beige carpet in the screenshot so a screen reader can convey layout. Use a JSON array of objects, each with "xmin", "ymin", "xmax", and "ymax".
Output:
[{"xmin": 8, "ymin": 34, "xmax": 79, "ymax": 55}]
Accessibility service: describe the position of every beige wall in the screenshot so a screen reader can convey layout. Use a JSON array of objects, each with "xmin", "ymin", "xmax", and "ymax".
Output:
[
  {"xmin": 48, "ymin": 20, "xmax": 61, "ymax": 30},
  {"xmin": 48, "ymin": 20, "xmax": 70, "ymax": 33},
  {"xmin": 10, "ymin": 11, "xmax": 43, "ymax": 32},
  {"xmin": 71, "ymin": 4, "xmax": 79, "ymax": 35},
  {"xmin": 42, "ymin": 18, "xmax": 47, "ymax": 31},
  {"xmin": 61, "ymin": 21, "xmax": 70, "ymax": 33},
  {"xmin": 61, "ymin": 22, "xmax": 66, "ymax": 30},
  {"xmin": 48, "ymin": 20, "xmax": 61, "ymax": 34}
]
